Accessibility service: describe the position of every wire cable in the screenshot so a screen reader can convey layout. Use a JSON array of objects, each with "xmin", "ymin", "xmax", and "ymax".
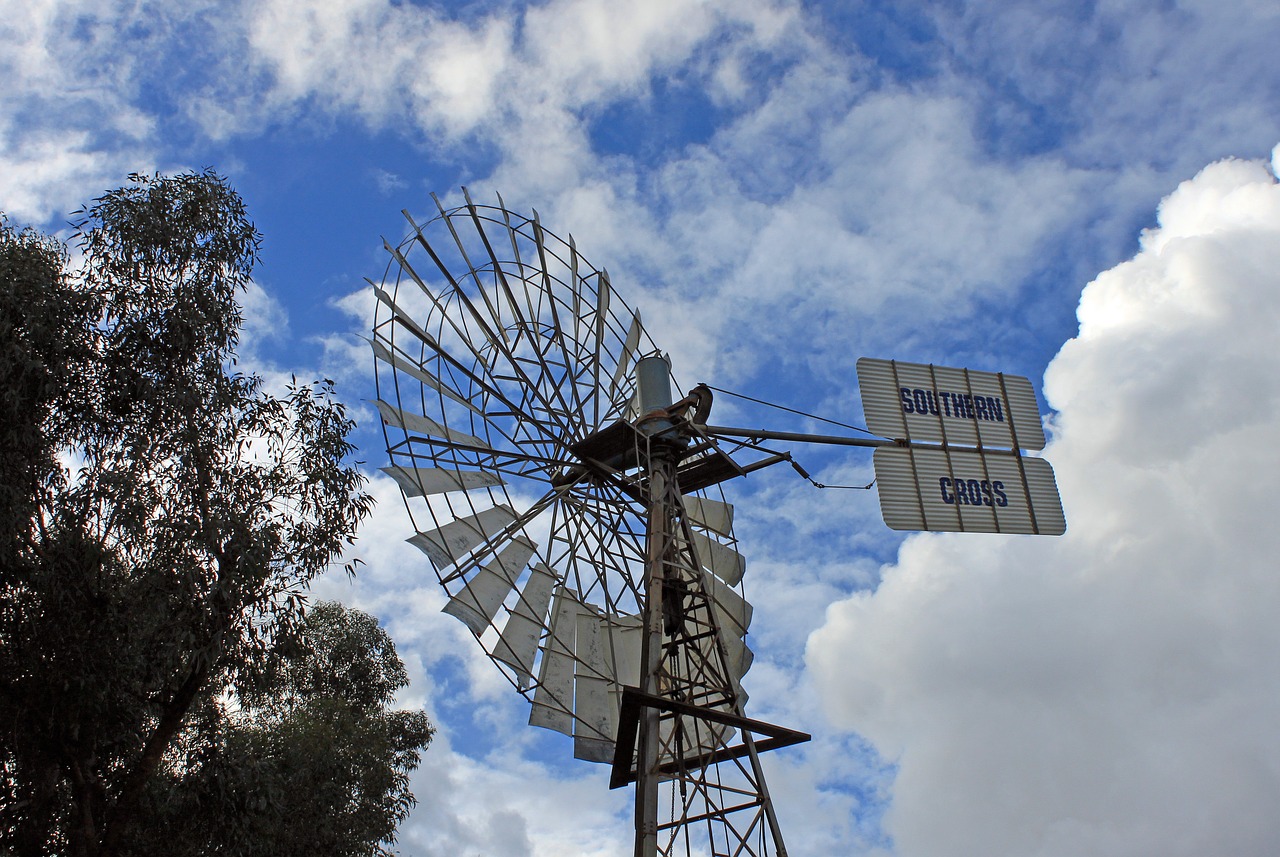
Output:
[
  {"xmin": 785, "ymin": 453, "xmax": 875, "ymax": 491},
  {"xmin": 700, "ymin": 385, "xmax": 878, "ymax": 489},
  {"xmin": 701, "ymin": 383, "xmax": 878, "ymax": 436}
]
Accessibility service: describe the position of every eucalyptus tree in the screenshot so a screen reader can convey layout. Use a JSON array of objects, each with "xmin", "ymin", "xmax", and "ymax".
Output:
[{"xmin": 0, "ymin": 173, "xmax": 427, "ymax": 856}]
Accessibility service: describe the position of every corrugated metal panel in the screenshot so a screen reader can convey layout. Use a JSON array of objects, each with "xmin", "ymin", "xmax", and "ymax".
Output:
[
  {"xmin": 873, "ymin": 447, "xmax": 1066, "ymax": 535},
  {"xmin": 857, "ymin": 357, "xmax": 1047, "ymax": 450}
]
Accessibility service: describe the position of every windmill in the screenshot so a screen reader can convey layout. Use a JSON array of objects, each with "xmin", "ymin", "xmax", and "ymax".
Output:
[{"xmin": 369, "ymin": 190, "xmax": 1065, "ymax": 856}]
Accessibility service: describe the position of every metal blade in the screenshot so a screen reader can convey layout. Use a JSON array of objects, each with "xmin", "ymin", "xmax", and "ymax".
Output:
[
  {"xmin": 369, "ymin": 335, "xmax": 482, "ymax": 415},
  {"xmin": 608, "ymin": 310, "xmax": 643, "ymax": 400},
  {"xmin": 701, "ymin": 571, "xmax": 753, "ymax": 637},
  {"xmin": 683, "ymin": 496, "xmax": 734, "ymax": 537},
  {"xmin": 594, "ymin": 269, "xmax": 611, "ymax": 426},
  {"xmin": 691, "ymin": 531, "xmax": 746, "ymax": 586},
  {"xmin": 493, "ymin": 562, "xmax": 557, "ymax": 689},
  {"xmin": 442, "ymin": 536, "xmax": 537, "ymax": 635},
  {"xmin": 374, "ymin": 399, "xmax": 489, "ymax": 449},
  {"xmin": 380, "ymin": 465, "xmax": 503, "ymax": 497},
  {"xmin": 573, "ymin": 605, "xmax": 615, "ymax": 762},
  {"xmin": 718, "ymin": 626, "xmax": 754, "ymax": 684},
  {"xmin": 601, "ymin": 613, "xmax": 643, "ymax": 740},
  {"xmin": 371, "ymin": 283, "xmax": 440, "ymax": 350},
  {"xmin": 407, "ymin": 504, "xmax": 518, "ymax": 570},
  {"xmin": 530, "ymin": 584, "xmax": 578, "ymax": 736}
]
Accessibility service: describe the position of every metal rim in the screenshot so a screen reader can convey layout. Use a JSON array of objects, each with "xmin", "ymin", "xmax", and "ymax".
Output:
[{"xmin": 371, "ymin": 191, "xmax": 741, "ymax": 698}]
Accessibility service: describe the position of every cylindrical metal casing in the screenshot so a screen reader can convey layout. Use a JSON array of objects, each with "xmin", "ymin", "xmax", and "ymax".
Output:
[{"xmin": 635, "ymin": 355, "xmax": 673, "ymax": 414}]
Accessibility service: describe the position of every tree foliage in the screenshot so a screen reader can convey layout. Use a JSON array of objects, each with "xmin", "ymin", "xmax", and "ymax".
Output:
[
  {"xmin": 133, "ymin": 602, "xmax": 433, "ymax": 857},
  {"xmin": 0, "ymin": 173, "xmax": 429, "ymax": 856}
]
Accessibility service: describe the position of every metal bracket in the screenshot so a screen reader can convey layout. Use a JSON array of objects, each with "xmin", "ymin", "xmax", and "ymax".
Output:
[{"xmin": 608, "ymin": 686, "xmax": 811, "ymax": 790}]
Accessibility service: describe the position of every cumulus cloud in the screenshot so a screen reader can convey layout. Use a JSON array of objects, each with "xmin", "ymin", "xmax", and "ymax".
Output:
[{"xmin": 807, "ymin": 151, "xmax": 1280, "ymax": 856}]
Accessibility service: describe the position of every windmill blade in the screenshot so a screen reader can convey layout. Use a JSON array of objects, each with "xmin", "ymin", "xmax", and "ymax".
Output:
[
  {"xmin": 374, "ymin": 398, "xmax": 489, "ymax": 449},
  {"xmin": 461, "ymin": 188, "xmax": 537, "ymax": 346},
  {"xmin": 492, "ymin": 562, "xmax": 557, "ymax": 689},
  {"xmin": 530, "ymin": 584, "xmax": 579, "ymax": 736},
  {"xmin": 368, "ymin": 336, "xmax": 482, "ymax": 415},
  {"xmin": 378, "ymin": 263, "xmax": 548, "ymax": 434},
  {"xmin": 593, "ymin": 269, "xmax": 611, "ymax": 425},
  {"xmin": 701, "ymin": 570, "xmax": 753, "ymax": 638},
  {"xmin": 407, "ymin": 504, "xmax": 518, "ymax": 569},
  {"xmin": 494, "ymin": 194, "xmax": 535, "ymax": 315},
  {"xmin": 428, "ymin": 193, "xmax": 513, "ymax": 350},
  {"xmin": 683, "ymin": 496, "xmax": 734, "ymax": 537},
  {"xmin": 408, "ymin": 205, "xmax": 581, "ymax": 447},
  {"xmin": 573, "ymin": 606, "xmax": 615, "ymax": 763},
  {"xmin": 691, "ymin": 530, "xmax": 746, "ymax": 586},
  {"xmin": 381, "ymin": 465, "xmax": 503, "ymax": 497},
  {"xmin": 527, "ymin": 210, "xmax": 590, "ymax": 423},
  {"xmin": 383, "ymin": 231, "xmax": 514, "ymax": 363},
  {"xmin": 372, "ymin": 283, "xmax": 441, "ymax": 349},
  {"xmin": 566, "ymin": 230, "xmax": 582, "ymax": 339},
  {"xmin": 602, "ymin": 613, "xmax": 643, "ymax": 740},
  {"xmin": 526, "ymin": 599, "xmax": 653, "ymax": 763},
  {"xmin": 608, "ymin": 310, "xmax": 644, "ymax": 400},
  {"xmin": 717, "ymin": 626, "xmax": 754, "ymax": 701},
  {"xmin": 442, "ymin": 536, "xmax": 537, "ymax": 635}
]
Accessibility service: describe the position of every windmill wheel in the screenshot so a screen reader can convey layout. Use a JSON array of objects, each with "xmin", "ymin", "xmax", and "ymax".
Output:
[{"xmin": 370, "ymin": 189, "xmax": 753, "ymax": 764}]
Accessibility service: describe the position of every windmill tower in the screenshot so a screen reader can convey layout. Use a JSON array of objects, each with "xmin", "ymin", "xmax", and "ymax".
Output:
[{"xmin": 369, "ymin": 190, "xmax": 1065, "ymax": 856}]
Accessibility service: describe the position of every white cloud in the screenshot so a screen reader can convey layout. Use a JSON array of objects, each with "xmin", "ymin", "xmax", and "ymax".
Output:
[
  {"xmin": 807, "ymin": 152, "xmax": 1280, "ymax": 856},
  {"xmin": 239, "ymin": 280, "xmax": 291, "ymax": 353},
  {"xmin": 922, "ymin": 1, "xmax": 1280, "ymax": 173},
  {"xmin": 0, "ymin": 127, "xmax": 138, "ymax": 224}
]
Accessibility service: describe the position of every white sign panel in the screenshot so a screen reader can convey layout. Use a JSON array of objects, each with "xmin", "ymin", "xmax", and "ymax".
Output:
[
  {"xmin": 873, "ymin": 446, "xmax": 1066, "ymax": 535},
  {"xmin": 857, "ymin": 358, "xmax": 1047, "ymax": 450}
]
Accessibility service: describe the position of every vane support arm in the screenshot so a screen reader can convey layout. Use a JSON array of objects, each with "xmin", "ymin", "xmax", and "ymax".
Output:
[
  {"xmin": 701, "ymin": 425, "xmax": 896, "ymax": 449},
  {"xmin": 702, "ymin": 425, "xmax": 1033, "ymax": 457}
]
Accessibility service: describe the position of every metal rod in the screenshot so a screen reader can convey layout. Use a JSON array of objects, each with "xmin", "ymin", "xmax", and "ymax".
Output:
[
  {"xmin": 738, "ymin": 453, "xmax": 792, "ymax": 475},
  {"xmin": 635, "ymin": 443, "xmax": 677, "ymax": 857},
  {"xmin": 702, "ymin": 425, "xmax": 1032, "ymax": 456},
  {"xmin": 741, "ymin": 730, "xmax": 788, "ymax": 855},
  {"xmin": 702, "ymin": 425, "xmax": 893, "ymax": 448}
]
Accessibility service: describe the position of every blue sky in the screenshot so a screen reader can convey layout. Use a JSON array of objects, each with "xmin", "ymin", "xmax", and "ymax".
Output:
[{"xmin": 6, "ymin": 2, "xmax": 1280, "ymax": 854}]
